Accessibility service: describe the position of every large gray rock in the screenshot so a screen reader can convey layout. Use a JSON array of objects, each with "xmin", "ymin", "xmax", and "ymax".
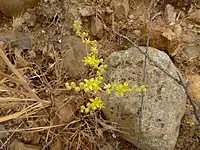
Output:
[{"xmin": 102, "ymin": 47, "xmax": 186, "ymax": 150}]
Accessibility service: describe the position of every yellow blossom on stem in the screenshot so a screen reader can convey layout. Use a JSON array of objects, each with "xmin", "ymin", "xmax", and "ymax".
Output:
[{"xmin": 65, "ymin": 20, "xmax": 147, "ymax": 114}]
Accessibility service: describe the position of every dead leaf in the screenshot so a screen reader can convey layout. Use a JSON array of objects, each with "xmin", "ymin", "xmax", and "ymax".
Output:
[{"xmin": 10, "ymin": 139, "xmax": 41, "ymax": 150}]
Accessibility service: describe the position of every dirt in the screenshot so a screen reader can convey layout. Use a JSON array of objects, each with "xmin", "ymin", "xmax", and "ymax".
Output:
[{"xmin": 0, "ymin": 0, "xmax": 200, "ymax": 149}]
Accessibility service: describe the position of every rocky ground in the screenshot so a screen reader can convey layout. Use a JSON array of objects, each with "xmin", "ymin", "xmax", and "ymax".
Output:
[{"xmin": 0, "ymin": 0, "xmax": 200, "ymax": 149}]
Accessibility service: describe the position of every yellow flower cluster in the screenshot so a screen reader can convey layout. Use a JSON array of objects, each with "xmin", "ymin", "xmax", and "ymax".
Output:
[
  {"xmin": 103, "ymin": 82, "xmax": 147, "ymax": 96},
  {"xmin": 80, "ymin": 97, "xmax": 104, "ymax": 113},
  {"xmin": 65, "ymin": 77, "xmax": 102, "ymax": 93},
  {"xmin": 65, "ymin": 20, "xmax": 147, "ymax": 114}
]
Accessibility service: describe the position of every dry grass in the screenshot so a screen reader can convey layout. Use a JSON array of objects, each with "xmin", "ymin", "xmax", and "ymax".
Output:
[
  {"xmin": 0, "ymin": 24, "xmax": 114, "ymax": 150},
  {"xmin": 0, "ymin": 43, "xmax": 51, "ymax": 123}
]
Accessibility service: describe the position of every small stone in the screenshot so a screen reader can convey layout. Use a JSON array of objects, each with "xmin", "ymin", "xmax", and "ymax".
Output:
[
  {"xmin": 188, "ymin": 75, "xmax": 200, "ymax": 103},
  {"xmin": 141, "ymin": 23, "xmax": 180, "ymax": 56},
  {"xmin": 187, "ymin": 24, "xmax": 194, "ymax": 29},
  {"xmin": 41, "ymin": 30, "xmax": 46, "ymax": 33},
  {"xmin": 55, "ymin": 99, "xmax": 75, "ymax": 123},
  {"xmin": 164, "ymin": 4, "xmax": 177, "ymax": 25},
  {"xmin": 133, "ymin": 30, "xmax": 141, "ymax": 37},
  {"xmin": 54, "ymin": 95, "xmax": 84, "ymax": 123},
  {"xmin": 111, "ymin": 0, "xmax": 129, "ymax": 20},
  {"xmin": 91, "ymin": 16, "xmax": 103, "ymax": 38},
  {"xmin": 23, "ymin": 12, "xmax": 37, "ymax": 27},
  {"xmin": 29, "ymin": 50, "xmax": 36, "ymax": 58},
  {"xmin": 62, "ymin": 36, "xmax": 87, "ymax": 78},
  {"xmin": 173, "ymin": 24, "xmax": 182, "ymax": 37},
  {"xmin": 105, "ymin": 6, "xmax": 113, "ymax": 14},
  {"xmin": 79, "ymin": 6, "xmax": 95, "ymax": 17},
  {"xmin": 128, "ymin": 14, "xmax": 134, "ymax": 19}
]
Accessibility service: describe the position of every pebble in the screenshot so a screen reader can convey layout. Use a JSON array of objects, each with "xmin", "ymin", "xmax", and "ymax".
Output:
[{"xmin": 79, "ymin": 6, "xmax": 95, "ymax": 17}]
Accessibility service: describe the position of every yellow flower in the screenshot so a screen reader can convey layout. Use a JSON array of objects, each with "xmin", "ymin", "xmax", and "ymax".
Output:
[
  {"xmin": 90, "ymin": 97, "xmax": 104, "ymax": 110},
  {"xmin": 66, "ymin": 86, "xmax": 72, "ymax": 91},
  {"xmin": 84, "ymin": 87, "xmax": 90, "ymax": 93},
  {"xmin": 85, "ymin": 108, "xmax": 90, "ymax": 113},
  {"xmin": 104, "ymin": 83, "xmax": 112, "ymax": 95},
  {"xmin": 70, "ymin": 82, "xmax": 76, "ymax": 88},
  {"xmin": 81, "ymin": 32, "xmax": 88, "ymax": 38},
  {"xmin": 71, "ymin": 20, "xmax": 147, "ymax": 115},
  {"xmin": 84, "ymin": 38, "xmax": 91, "ymax": 45},
  {"xmin": 133, "ymin": 84, "xmax": 138, "ymax": 89},
  {"xmin": 140, "ymin": 85, "xmax": 147, "ymax": 92},
  {"xmin": 136, "ymin": 88, "xmax": 142, "ymax": 93},
  {"xmin": 91, "ymin": 103, "xmax": 97, "ymax": 110},
  {"xmin": 80, "ymin": 105, "xmax": 85, "ymax": 113},
  {"xmin": 91, "ymin": 40, "xmax": 97, "ymax": 47},
  {"xmin": 86, "ymin": 102, "xmax": 92, "ymax": 108},
  {"xmin": 75, "ymin": 87, "xmax": 80, "ymax": 92},
  {"xmin": 91, "ymin": 46, "xmax": 98, "ymax": 54},
  {"xmin": 123, "ymin": 82, "xmax": 129, "ymax": 88},
  {"xmin": 65, "ymin": 82, "xmax": 69, "ymax": 87},
  {"xmin": 76, "ymin": 31, "xmax": 81, "ymax": 36},
  {"xmin": 79, "ymin": 82, "xmax": 85, "ymax": 88}
]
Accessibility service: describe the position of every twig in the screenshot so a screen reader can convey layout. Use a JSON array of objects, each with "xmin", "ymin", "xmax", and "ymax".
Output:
[
  {"xmin": 0, "ymin": 124, "xmax": 66, "ymax": 133},
  {"xmin": 0, "ymin": 97, "xmax": 38, "ymax": 102},
  {"xmin": 0, "ymin": 86, "xmax": 34, "ymax": 97},
  {"xmin": 0, "ymin": 102, "xmax": 48, "ymax": 123},
  {"xmin": 0, "ymin": 46, "xmax": 41, "ymax": 101},
  {"xmin": 0, "ymin": 122, "xmax": 24, "ymax": 149},
  {"xmin": 137, "ymin": 1, "xmax": 155, "ymax": 148},
  {"xmin": 0, "ymin": 72, "xmax": 23, "ymax": 84}
]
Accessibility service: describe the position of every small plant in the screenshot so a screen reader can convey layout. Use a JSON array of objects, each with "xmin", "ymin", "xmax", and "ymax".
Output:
[{"xmin": 65, "ymin": 20, "xmax": 146, "ymax": 114}]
